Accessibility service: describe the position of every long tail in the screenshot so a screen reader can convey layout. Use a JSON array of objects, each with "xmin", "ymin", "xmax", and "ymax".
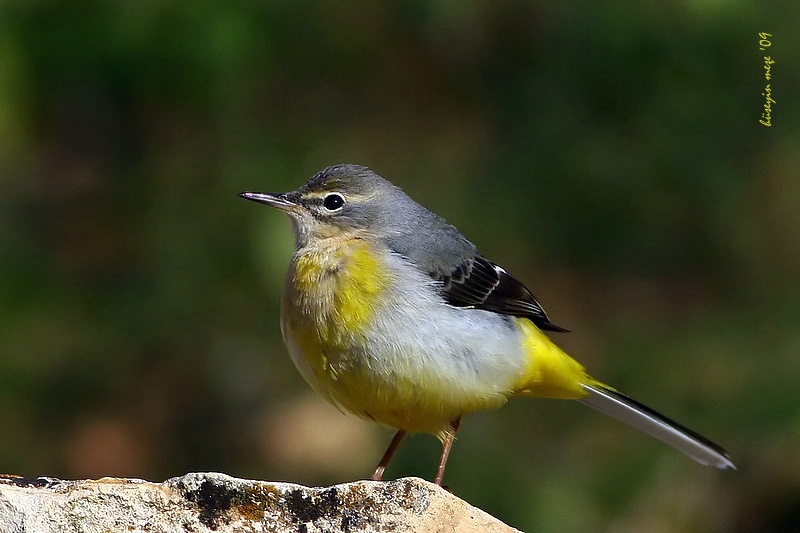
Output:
[{"xmin": 580, "ymin": 383, "xmax": 735, "ymax": 470}]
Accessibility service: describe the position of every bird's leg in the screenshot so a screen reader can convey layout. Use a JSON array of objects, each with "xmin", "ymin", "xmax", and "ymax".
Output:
[
  {"xmin": 371, "ymin": 429, "xmax": 406, "ymax": 481},
  {"xmin": 434, "ymin": 417, "xmax": 461, "ymax": 486}
]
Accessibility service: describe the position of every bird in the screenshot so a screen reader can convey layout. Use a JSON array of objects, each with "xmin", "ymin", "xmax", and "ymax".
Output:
[{"xmin": 240, "ymin": 164, "xmax": 734, "ymax": 485}]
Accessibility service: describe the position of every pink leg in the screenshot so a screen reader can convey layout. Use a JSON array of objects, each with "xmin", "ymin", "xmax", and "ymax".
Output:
[
  {"xmin": 434, "ymin": 418, "xmax": 461, "ymax": 486},
  {"xmin": 371, "ymin": 429, "xmax": 406, "ymax": 481}
]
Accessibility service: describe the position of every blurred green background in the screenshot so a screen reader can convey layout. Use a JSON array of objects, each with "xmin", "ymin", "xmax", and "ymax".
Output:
[{"xmin": 1, "ymin": 1, "xmax": 798, "ymax": 531}]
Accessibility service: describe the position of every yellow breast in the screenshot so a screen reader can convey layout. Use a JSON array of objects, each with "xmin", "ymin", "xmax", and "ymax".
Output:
[
  {"xmin": 280, "ymin": 238, "xmax": 394, "ymax": 407},
  {"xmin": 289, "ymin": 237, "xmax": 390, "ymax": 344}
]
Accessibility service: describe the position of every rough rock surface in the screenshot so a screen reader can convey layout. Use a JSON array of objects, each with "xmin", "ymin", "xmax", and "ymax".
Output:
[{"xmin": 0, "ymin": 472, "xmax": 521, "ymax": 532}]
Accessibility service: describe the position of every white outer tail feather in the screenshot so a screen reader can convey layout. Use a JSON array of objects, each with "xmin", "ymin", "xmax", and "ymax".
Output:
[{"xmin": 580, "ymin": 383, "xmax": 735, "ymax": 470}]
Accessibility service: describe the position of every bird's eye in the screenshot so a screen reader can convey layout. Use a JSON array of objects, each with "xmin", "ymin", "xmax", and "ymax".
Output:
[{"xmin": 322, "ymin": 193, "xmax": 345, "ymax": 211}]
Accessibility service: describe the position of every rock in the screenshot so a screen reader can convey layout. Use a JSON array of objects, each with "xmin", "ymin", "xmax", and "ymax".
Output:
[{"xmin": 0, "ymin": 472, "xmax": 521, "ymax": 532}]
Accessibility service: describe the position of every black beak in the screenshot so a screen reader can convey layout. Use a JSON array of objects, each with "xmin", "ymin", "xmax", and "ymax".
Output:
[{"xmin": 239, "ymin": 191, "xmax": 297, "ymax": 211}]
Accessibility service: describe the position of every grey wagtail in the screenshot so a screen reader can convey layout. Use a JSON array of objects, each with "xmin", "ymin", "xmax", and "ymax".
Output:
[{"xmin": 240, "ymin": 164, "xmax": 734, "ymax": 484}]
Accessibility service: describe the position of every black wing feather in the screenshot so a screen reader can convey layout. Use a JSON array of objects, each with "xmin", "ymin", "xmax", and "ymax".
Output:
[{"xmin": 438, "ymin": 255, "xmax": 568, "ymax": 332}]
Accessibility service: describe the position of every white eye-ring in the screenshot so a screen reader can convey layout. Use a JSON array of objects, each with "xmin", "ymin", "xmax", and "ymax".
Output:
[{"xmin": 322, "ymin": 192, "xmax": 345, "ymax": 211}]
